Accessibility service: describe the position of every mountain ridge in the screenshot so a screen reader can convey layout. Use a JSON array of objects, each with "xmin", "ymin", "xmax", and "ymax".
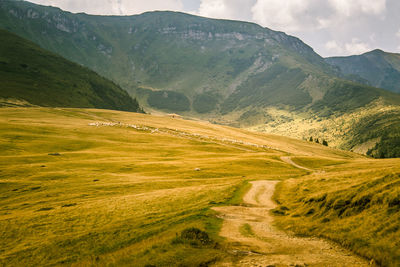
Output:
[{"xmin": 326, "ymin": 49, "xmax": 400, "ymax": 93}]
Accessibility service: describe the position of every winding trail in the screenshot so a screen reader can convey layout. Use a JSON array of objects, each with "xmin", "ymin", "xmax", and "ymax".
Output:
[
  {"xmin": 280, "ymin": 156, "xmax": 313, "ymax": 172},
  {"xmin": 212, "ymin": 160, "xmax": 368, "ymax": 266}
]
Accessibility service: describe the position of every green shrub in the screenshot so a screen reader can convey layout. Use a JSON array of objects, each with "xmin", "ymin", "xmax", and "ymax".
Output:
[{"xmin": 172, "ymin": 227, "xmax": 213, "ymax": 247}]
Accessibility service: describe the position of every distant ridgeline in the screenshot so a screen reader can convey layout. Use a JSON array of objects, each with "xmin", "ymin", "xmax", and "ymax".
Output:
[
  {"xmin": 0, "ymin": 29, "xmax": 143, "ymax": 112},
  {"xmin": 326, "ymin": 49, "xmax": 400, "ymax": 94},
  {"xmin": 0, "ymin": 1, "xmax": 399, "ymax": 157}
]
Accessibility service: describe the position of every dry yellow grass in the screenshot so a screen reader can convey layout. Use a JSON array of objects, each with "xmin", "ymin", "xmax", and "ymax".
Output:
[
  {"xmin": 0, "ymin": 107, "xmax": 304, "ymax": 266},
  {"xmin": 213, "ymin": 180, "xmax": 368, "ymax": 266},
  {"xmin": 274, "ymin": 157, "xmax": 400, "ymax": 266},
  {"xmin": 247, "ymin": 98, "xmax": 400, "ymax": 150},
  {"xmin": 1, "ymin": 107, "xmax": 398, "ymax": 266}
]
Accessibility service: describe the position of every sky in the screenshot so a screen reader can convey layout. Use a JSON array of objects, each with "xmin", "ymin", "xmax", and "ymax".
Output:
[{"xmin": 28, "ymin": 0, "xmax": 400, "ymax": 57}]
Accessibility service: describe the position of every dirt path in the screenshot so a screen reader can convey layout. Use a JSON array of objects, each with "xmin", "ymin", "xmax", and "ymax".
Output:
[
  {"xmin": 212, "ymin": 180, "xmax": 369, "ymax": 266},
  {"xmin": 280, "ymin": 156, "xmax": 313, "ymax": 172}
]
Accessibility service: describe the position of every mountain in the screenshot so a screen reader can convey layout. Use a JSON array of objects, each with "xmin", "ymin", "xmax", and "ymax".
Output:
[
  {"xmin": 0, "ymin": 28, "xmax": 142, "ymax": 111},
  {"xmin": 326, "ymin": 49, "xmax": 400, "ymax": 94},
  {"xmin": 0, "ymin": 0, "xmax": 333, "ymax": 112},
  {"xmin": 1, "ymin": 1, "xmax": 400, "ymax": 157}
]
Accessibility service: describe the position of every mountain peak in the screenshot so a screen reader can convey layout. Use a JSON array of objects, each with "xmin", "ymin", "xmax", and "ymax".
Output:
[
  {"xmin": 366, "ymin": 49, "xmax": 385, "ymax": 55},
  {"xmin": 326, "ymin": 48, "xmax": 400, "ymax": 94}
]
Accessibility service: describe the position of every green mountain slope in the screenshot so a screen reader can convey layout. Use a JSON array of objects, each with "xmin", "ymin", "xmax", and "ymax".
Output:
[
  {"xmin": 0, "ymin": 28, "xmax": 142, "ymax": 111},
  {"xmin": 1, "ymin": 1, "xmax": 400, "ymax": 157},
  {"xmin": 0, "ymin": 0, "xmax": 334, "ymax": 111},
  {"xmin": 1, "ymin": 1, "xmax": 393, "ymax": 114},
  {"xmin": 326, "ymin": 49, "xmax": 400, "ymax": 93}
]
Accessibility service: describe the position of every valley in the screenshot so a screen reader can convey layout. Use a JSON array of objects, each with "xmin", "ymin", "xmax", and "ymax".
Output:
[{"xmin": 1, "ymin": 1, "xmax": 400, "ymax": 266}]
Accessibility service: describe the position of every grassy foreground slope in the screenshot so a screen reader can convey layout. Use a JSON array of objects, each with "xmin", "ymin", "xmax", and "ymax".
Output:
[
  {"xmin": 0, "ymin": 29, "xmax": 142, "ymax": 112},
  {"xmin": 274, "ymin": 157, "xmax": 400, "ymax": 266},
  {"xmin": 0, "ymin": 107, "xmax": 307, "ymax": 266},
  {"xmin": 0, "ymin": 108, "xmax": 399, "ymax": 266}
]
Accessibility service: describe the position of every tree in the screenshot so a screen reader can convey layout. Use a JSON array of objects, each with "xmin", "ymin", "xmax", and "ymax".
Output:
[
  {"xmin": 309, "ymin": 136, "xmax": 313, "ymax": 142},
  {"xmin": 315, "ymin": 138, "xmax": 319, "ymax": 144},
  {"xmin": 322, "ymin": 140, "xmax": 328, "ymax": 146}
]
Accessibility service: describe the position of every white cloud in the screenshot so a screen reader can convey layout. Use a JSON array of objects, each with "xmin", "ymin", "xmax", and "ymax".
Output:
[
  {"xmin": 325, "ymin": 40, "xmax": 344, "ymax": 54},
  {"xmin": 325, "ymin": 39, "xmax": 372, "ymax": 55},
  {"xmin": 120, "ymin": 0, "xmax": 184, "ymax": 15},
  {"xmin": 328, "ymin": 0, "xmax": 386, "ymax": 17},
  {"xmin": 369, "ymin": 33, "xmax": 377, "ymax": 43},
  {"xmin": 198, "ymin": 0, "xmax": 226, "ymax": 18},
  {"xmin": 396, "ymin": 29, "xmax": 400, "ymax": 38},
  {"xmin": 250, "ymin": 0, "xmax": 387, "ymax": 33},
  {"xmin": 359, "ymin": 0, "xmax": 386, "ymax": 15},
  {"xmin": 251, "ymin": 0, "xmax": 317, "ymax": 32},
  {"xmin": 197, "ymin": 0, "xmax": 254, "ymax": 21},
  {"xmin": 316, "ymin": 18, "xmax": 333, "ymax": 29},
  {"xmin": 344, "ymin": 39, "xmax": 371, "ymax": 55},
  {"xmin": 29, "ymin": 0, "xmax": 184, "ymax": 15}
]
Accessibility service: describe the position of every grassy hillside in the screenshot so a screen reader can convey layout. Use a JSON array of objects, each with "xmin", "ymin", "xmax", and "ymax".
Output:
[
  {"xmin": 0, "ymin": 0, "xmax": 360, "ymax": 115},
  {"xmin": 0, "ymin": 29, "xmax": 142, "ymax": 112},
  {"xmin": 249, "ymin": 99, "xmax": 400, "ymax": 159},
  {"xmin": 326, "ymin": 49, "xmax": 400, "ymax": 94},
  {"xmin": 274, "ymin": 157, "xmax": 400, "ymax": 266},
  {"xmin": 0, "ymin": 107, "xmax": 311, "ymax": 266},
  {"xmin": 1, "ymin": 1, "xmax": 400, "ymax": 157},
  {"xmin": 0, "ymin": 108, "xmax": 399, "ymax": 266}
]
